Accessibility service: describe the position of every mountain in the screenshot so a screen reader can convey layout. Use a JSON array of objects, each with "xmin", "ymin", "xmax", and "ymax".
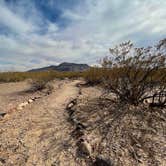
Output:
[{"xmin": 28, "ymin": 62, "xmax": 90, "ymax": 72}]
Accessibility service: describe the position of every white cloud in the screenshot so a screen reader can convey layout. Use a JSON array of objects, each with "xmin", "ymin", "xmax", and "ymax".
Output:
[
  {"xmin": 0, "ymin": 1, "xmax": 36, "ymax": 34},
  {"xmin": 0, "ymin": 0, "xmax": 166, "ymax": 71}
]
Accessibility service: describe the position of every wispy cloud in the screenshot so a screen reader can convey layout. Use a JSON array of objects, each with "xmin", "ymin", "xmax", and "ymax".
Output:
[{"xmin": 0, "ymin": 0, "xmax": 166, "ymax": 71}]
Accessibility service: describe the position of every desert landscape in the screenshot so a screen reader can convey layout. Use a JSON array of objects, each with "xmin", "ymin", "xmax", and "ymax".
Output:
[
  {"xmin": 0, "ymin": 1, "xmax": 166, "ymax": 165},
  {"xmin": 0, "ymin": 40, "xmax": 166, "ymax": 166},
  {"xmin": 0, "ymin": 74, "xmax": 165, "ymax": 165},
  {"xmin": 0, "ymin": 79, "xmax": 103, "ymax": 165}
]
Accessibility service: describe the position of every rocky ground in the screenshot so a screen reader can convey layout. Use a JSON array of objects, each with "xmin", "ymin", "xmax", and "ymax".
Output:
[
  {"xmin": 0, "ymin": 80, "xmax": 165, "ymax": 166},
  {"xmin": 0, "ymin": 81, "xmax": 52, "ymax": 116},
  {"xmin": 69, "ymin": 86, "xmax": 166, "ymax": 166}
]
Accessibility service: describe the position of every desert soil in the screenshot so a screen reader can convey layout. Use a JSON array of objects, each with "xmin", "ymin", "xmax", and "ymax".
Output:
[
  {"xmin": 0, "ymin": 80, "xmax": 165, "ymax": 166},
  {"xmin": 0, "ymin": 80, "xmax": 94, "ymax": 166}
]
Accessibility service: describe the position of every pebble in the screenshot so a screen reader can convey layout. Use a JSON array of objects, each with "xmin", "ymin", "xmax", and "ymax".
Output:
[
  {"xmin": 78, "ymin": 139, "xmax": 92, "ymax": 156},
  {"xmin": 93, "ymin": 156, "xmax": 113, "ymax": 166},
  {"xmin": 0, "ymin": 112, "xmax": 6, "ymax": 117},
  {"xmin": 67, "ymin": 103, "xmax": 74, "ymax": 109},
  {"xmin": 28, "ymin": 99, "xmax": 33, "ymax": 103}
]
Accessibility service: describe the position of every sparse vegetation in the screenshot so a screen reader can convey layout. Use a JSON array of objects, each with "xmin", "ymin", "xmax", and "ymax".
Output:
[
  {"xmin": 0, "ymin": 71, "xmax": 83, "ymax": 83},
  {"xmin": 0, "ymin": 70, "xmax": 83, "ymax": 92},
  {"xmin": 0, "ymin": 39, "xmax": 165, "ymax": 104}
]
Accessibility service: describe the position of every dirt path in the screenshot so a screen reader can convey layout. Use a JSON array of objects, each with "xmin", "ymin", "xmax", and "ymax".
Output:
[{"xmin": 0, "ymin": 80, "xmax": 84, "ymax": 166}]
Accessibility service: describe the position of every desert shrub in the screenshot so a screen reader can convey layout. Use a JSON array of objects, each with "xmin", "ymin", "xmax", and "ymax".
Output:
[
  {"xmin": 0, "ymin": 72, "xmax": 28, "ymax": 82},
  {"xmin": 0, "ymin": 70, "xmax": 82, "ymax": 83},
  {"xmin": 101, "ymin": 39, "xmax": 166, "ymax": 106},
  {"xmin": 56, "ymin": 71, "xmax": 82, "ymax": 79},
  {"xmin": 83, "ymin": 67, "xmax": 108, "ymax": 85},
  {"xmin": 28, "ymin": 71, "xmax": 57, "ymax": 91},
  {"xmin": 0, "ymin": 70, "xmax": 83, "ymax": 92},
  {"xmin": 29, "ymin": 79, "xmax": 49, "ymax": 91}
]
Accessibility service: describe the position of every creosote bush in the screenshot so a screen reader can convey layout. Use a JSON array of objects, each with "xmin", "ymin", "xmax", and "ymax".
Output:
[
  {"xmin": 29, "ymin": 73, "xmax": 54, "ymax": 91},
  {"xmin": 84, "ymin": 39, "xmax": 166, "ymax": 106}
]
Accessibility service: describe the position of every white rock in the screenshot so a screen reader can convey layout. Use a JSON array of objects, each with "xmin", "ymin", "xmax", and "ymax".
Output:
[
  {"xmin": 17, "ymin": 105, "xmax": 23, "ymax": 110},
  {"xmin": 19, "ymin": 102, "xmax": 28, "ymax": 108},
  {"xmin": 24, "ymin": 101, "xmax": 29, "ymax": 105},
  {"xmin": 28, "ymin": 99, "xmax": 33, "ymax": 103},
  {"xmin": 18, "ymin": 103, "xmax": 24, "ymax": 107},
  {"xmin": 67, "ymin": 103, "xmax": 74, "ymax": 109},
  {"xmin": 0, "ymin": 112, "xmax": 6, "ymax": 117}
]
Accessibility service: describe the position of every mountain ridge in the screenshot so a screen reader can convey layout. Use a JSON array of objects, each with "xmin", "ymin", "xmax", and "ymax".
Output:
[{"xmin": 28, "ymin": 62, "xmax": 90, "ymax": 72}]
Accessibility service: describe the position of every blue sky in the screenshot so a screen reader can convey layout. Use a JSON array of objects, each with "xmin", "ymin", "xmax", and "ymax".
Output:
[{"xmin": 0, "ymin": 0, "xmax": 166, "ymax": 71}]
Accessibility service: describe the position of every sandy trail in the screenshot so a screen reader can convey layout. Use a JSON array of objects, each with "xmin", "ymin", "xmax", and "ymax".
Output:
[{"xmin": 0, "ymin": 80, "xmax": 83, "ymax": 166}]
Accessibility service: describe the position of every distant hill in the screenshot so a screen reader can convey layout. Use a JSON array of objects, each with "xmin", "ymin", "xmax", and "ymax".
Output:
[{"xmin": 28, "ymin": 62, "xmax": 90, "ymax": 72}]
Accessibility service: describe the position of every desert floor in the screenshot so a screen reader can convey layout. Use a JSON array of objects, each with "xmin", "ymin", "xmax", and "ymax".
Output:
[
  {"xmin": 0, "ymin": 80, "xmax": 89, "ymax": 165},
  {"xmin": 0, "ymin": 80, "xmax": 165, "ymax": 166}
]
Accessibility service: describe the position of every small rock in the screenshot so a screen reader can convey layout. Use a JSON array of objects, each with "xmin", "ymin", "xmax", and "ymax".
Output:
[
  {"xmin": 0, "ymin": 158, "xmax": 6, "ymax": 164},
  {"xmin": 23, "ymin": 101, "xmax": 29, "ymax": 105},
  {"xmin": 19, "ymin": 103, "xmax": 24, "ymax": 107},
  {"xmin": 31, "ymin": 97, "xmax": 36, "ymax": 100},
  {"xmin": 93, "ymin": 156, "xmax": 113, "ymax": 166},
  {"xmin": 17, "ymin": 105, "xmax": 23, "ymax": 110},
  {"xmin": 67, "ymin": 103, "xmax": 74, "ymax": 109},
  {"xmin": 72, "ymin": 118, "xmax": 80, "ymax": 125},
  {"xmin": 77, "ymin": 123, "xmax": 87, "ymax": 129},
  {"xmin": 135, "ymin": 144, "xmax": 141, "ymax": 148},
  {"xmin": 19, "ymin": 102, "xmax": 28, "ymax": 108},
  {"xmin": 0, "ymin": 112, "xmax": 6, "ymax": 117},
  {"xmin": 28, "ymin": 99, "xmax": 33, "ymax": 103},
  {"xmin": 136, "ymin": 148, "xmax": 144, "ymax": 158},
  {"xmin": 34, "ymin": 96, "xmax": 41, "ymax": 99},
  {"xmin": 78, "ymin": 139, "xmax": 92, "ymax": 156}
]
